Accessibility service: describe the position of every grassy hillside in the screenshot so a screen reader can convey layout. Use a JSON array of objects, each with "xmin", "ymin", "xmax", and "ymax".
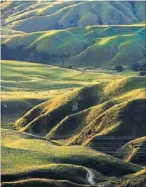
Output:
[
  {"xmin": 1, "ymin": 128, "xmax": 142, "ymax": 185},
  {"xmin": 1, "ymin": 2, "xmax": 146, "ymax": 186},
  {"xmin": 14, "ymin": 84, "xmax": 102, "ymax": 134},
  {"xmin": 115, "ymin": 137, "xmax": 146, "ymax": 165},
  {"xmin": 1, "ymin": 60, "xmax": 80, "ymax": 129},
  {"xmin": 1, "ymin": 25, "xmax": 145, "ymax": 67},
  {"xmin": 1, "ymin": 1, "xmax": 145, "ymax": 32},
  {"xmin": 117, "ymin": 169, "xmax": 146, "ymax": 187},
  {"xmin": 14, "ymin": 76, "xmax": 146, "ymax": 156},
  {"xmin": 1, "ymin": 179, "xmax": 91, "ymax": 187},
  {"xmin": 1, "ymin": 27, "xmax": 25, "ymax": 35},
  {"xmin": 1, "ymin": 60, "xmax": 122, "ymax": 130},
  {"xmin": 1, "ymin": 60, "xmax": 121, "ymax": 93}
]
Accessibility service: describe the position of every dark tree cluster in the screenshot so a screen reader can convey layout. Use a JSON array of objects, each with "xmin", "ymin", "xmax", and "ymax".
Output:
[
  {"xmin": 131, "ymin": 62, "xmax": 146, "ymax": 71},
  {"xmin": 115, "ymin": 65, "xmax": 124, "ymax": 72}
]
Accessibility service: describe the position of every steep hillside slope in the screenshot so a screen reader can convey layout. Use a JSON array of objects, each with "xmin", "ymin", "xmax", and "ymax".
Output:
[
  {"xmin": 1, "ymin": 60, "xmax": 123, "ymax": 130},
  {"xmin": 15, "ymin": 84, "xmax": 102, "ymax": 134},
  {"xmin": 117, "ymin": 169, "xmax": 146, "ymax": 187},
  {"xmin": 115, "ymin": 136, "xmax": 146, "ymax": 165},
  {"xmin": 14, "ymin": 77, "xmax": 146, "ymax": 156},
  {"xmin": 1, "ymin": 1, "xmax": 145, "ymax": 32},
  {"xmin": 1, "ymin": 26, "xmax": 145, "ymax": 67}
]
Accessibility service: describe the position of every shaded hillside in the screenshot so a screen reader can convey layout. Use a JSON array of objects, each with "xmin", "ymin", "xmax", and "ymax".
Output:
[
  {"xmin": 1, "ymin": 1, "xmax": 145, "ymax": 32},
  {"xmin": 1, "ymin": 60, "xmax": 123, "ymax": 130},
  {"xmin": 1, "ymin": 128, "xmax": 142, "ymax": 187},
  {"xmin": 1, "ymin": 164, "xmax": 91, "ymax": 185},
  {"xmin": 83, "ymin": 98, "xmax": 146, "ymax": 153},
  {"xmin": 117, "ymin": 169, "xmax": 146, "ymax": 187},
  {"xmin": 15, "ymin": 84, "xmax": 102, "ymax": 134},
  {"xmin": 1, "ymin": 179, "xmax": 91, "ymax": 187},
  {"xmin": 1, "ymin": 127, "xmax": 143, "ymax": 186},
  {"xmin": 1, "ymin": 26, "xmax": 145, "ymax": 67},
  {"xmin": 14, "ymin": 77, "xmax": 146, "ymax": 156},
  {"xmin": 115, "ymin": 137, "xmax": 146, "ymax": 165}
]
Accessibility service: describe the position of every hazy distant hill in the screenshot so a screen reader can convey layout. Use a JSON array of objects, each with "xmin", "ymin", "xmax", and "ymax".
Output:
[{"xmin": 1, "ymin": 1, "xmax": 145, "ymax": 32}]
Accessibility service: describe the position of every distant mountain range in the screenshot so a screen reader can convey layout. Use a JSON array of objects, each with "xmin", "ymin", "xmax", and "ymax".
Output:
[
  {"xmin": 2, "ymin": 1, "xmax": 145, "ymax": 32},
  {"xmin": 1, "ymin": 1, "xmax": 146, "ymax": 67}
]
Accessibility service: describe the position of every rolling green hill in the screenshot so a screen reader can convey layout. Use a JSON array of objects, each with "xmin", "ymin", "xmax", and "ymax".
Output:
[
  {"xmin": 1, "ymin": 128, "xmax": 142, "ymax": 186},
  {"xmin": 1, "ymin": 60, "xmax": 122, "ymax": 130},
  {"xmin": 1, "ymin": 1, "xmax": 146, "ymax": 186},
  {"xmin": 0, "ymin": 60, "xmax": 81, "ymax": 129},
  {"xmin": 14, "ymin": 76, "xmax": 146, "ymax": 156},
  {"xmin": 1, "ymin": 1, "xmax": 145, "ymax": 32},
  {"xmin": 1, "ymin": 61, "xmax": 145, "ymax": 187},
  {"xmin": 1, "ymin": 61, "xmax": 146, "ymax": 187},
  {"xmin": 1, "ymin": 25, "xmax": 145, "ymax": 67}
]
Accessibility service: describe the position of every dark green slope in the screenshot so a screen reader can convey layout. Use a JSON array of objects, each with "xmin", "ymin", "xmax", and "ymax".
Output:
[
  {"xmin": 1, "ymin": 26, "xmax": 145, "ymax": 67},
  {"xmin": 15, "ymin": 84, "xmax": 102, "ymax": 134},
  {"xmin": 117, "ymin": 169, "xmax": 146, "ymax": 187},
  {"xmin": 1, "ymin": 178, "xmax": 92, "ymax": 187},
  {"xmin": 14, "ymin": 77, "xmax": 146, "ymax": 156},
  {"xmin": 115, "ymin": 136, "xmax": 146, "ymax": 165}
]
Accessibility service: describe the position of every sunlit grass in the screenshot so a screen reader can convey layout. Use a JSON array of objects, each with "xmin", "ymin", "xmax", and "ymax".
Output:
[{"xmin": 1, "ymin": 128, "xmax": 141, "ymax": 175}]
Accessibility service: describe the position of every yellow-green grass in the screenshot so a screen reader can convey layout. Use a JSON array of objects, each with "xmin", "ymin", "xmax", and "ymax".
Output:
[
  {"xmin": 1, "ymin": 99, "xmax": 45, "ymax": 129},
  {"xmin": 15, "ymin": 76, "xmax": 146, "ymax": 140},
  {"xmin": 1, "ymin": 60, "xmax": 83, "ymax": 92},
  {"xmin": 1, "ymin": 27, "xmax": 25, "ymax": 35},
  {"xmin": 13, "ymin": 75, "xmax": 146, "ymax": 160},
  {"xmin": 1, "ymin": 162, "xmax": 91, "ymax": 185},
  {"xmin": 1, "ymin": 60, "xmax": 120, "ymax": 93},
  {"xmin": 1, "ymin": 25, "xmax": 145, "ymax": 68},
  {"xmin": 69, "ymin": 98, "xmax": 146, "ymax": 146},
  {"xmin": 1, "ymin": 60, "xmax": 125, "ymax": 130},
  {"xmin": 14, "ymin": 84, "xmax": 102, "ymax": 133},
  {"xmin": 0, "ymin": 60, "xmax": 99, "ymax": 130},
  {"xmin": 115, "ymin": 137, "xmax": 146, "ymax": 165},
  {"xmin": 2, "ymin": 1, "xmax": 145, "ymax": 32},
  {"xmin": 1, "ymin": 128, "xmax": 141, "ymax": 177},
  {"xmin": 117, "ymin": 168, "xmax": 146, "ymax": 187},
  {"xmin": 47, "ymin": 88, "xmax": 145, "ymax": 143},
  {"xmin": 1, "ymin": 178, "xmax": 91, "ymax": 187}
]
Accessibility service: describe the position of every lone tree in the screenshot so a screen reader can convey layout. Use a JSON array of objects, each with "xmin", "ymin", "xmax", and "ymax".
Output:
[
  {"xmin": 115, "ymin": 65, "xmax": 124, "ymax": 72},
  {"xmin": 139, "ymin": 71, "xmax": 146, "ymax": 76},
  {"xmin": 69, "ymin": 65, "xmax": 72, "ymax": 69}
]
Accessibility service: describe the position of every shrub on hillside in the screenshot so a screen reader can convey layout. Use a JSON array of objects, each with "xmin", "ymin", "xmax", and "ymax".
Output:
[
  {"xmin": 115, "ymin": 65, "xmax": 124, "ymax": 72},
  {"xmin": 131, "ymin": 62, "xmax": 146, "ymax": 72},
  {"xmin": 138, "ymin": 71, "xmax": 146, "ymax": 76}
]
